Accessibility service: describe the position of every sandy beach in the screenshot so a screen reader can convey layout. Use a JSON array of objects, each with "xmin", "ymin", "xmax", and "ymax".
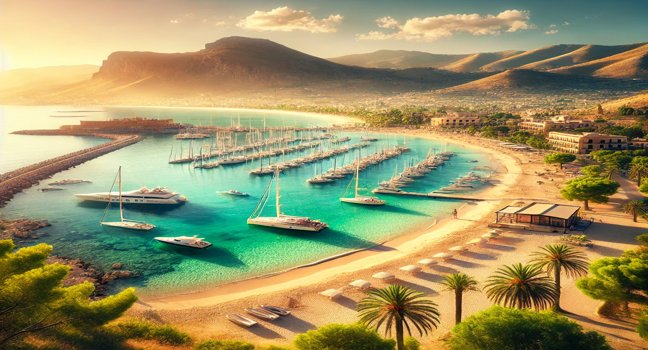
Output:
[{"xmin": 131, "ymin": 128, "xmax": 646, "ymax": 349}]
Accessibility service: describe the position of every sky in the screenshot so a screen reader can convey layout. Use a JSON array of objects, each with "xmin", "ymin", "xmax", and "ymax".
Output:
[{"xmin": 1, "ymin": 0, "xmax": 647, "ymax": 69}]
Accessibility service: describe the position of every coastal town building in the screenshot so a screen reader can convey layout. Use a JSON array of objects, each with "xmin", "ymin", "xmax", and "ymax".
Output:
[
  {"xmin": 518, "ymin": 115, "xmax": 592, "ymax": 135},
  {"xmin": 629, "ymin": 138, "xmax": 648, "ymax": 149},
  {"xmin": 547, "ymin": 132, "xmax": 628, "ymax": 154},
  {"xmin": 495, "ymin": 202, "xmax": 580, "ymax": 233},
  {"xmin": 430, "ymin": 113, "xmax": 480, "ymax": 128}
]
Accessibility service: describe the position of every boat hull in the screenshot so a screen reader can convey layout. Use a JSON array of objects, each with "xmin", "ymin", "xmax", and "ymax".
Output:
[
  {"xmin": 101, "ymin": 221, "xmax": 155, "ymax": 231},
  {"xmin": 75, "ymin": 194, "xmax": 186, "ymax": 205},
  {"xmin": 154, "ymin": 237, "xmax": 212, "ymax": 249},
  {"xmin": 247, "ymin": 217, "xmax": 326, "ymax": 232},
  {"xmin": 340, "ymin": 197, "xmax": 385, "ymax": 206}
]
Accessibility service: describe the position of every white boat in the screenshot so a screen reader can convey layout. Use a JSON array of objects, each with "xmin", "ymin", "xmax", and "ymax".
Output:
[
  {"xmin": 223, "ymin": 189, "xmax": 249, "ymax": 197},
  {"xmin": 154, "ymin": 235, "xmax": 212, "ymax": 249},
  {"xmin": 260, "ymin": 305, "xmax": 291, "ymax": 316},
  {"xmin": 340, "ymin": 157, "xmax": 385, "ymax": 206},
  {"xmin": 76, "ymin": 186, "xmax": 187, "ymax": 205},
  {"xmin": 100, "ymin": 167, "xmax": 156, "ymax": 231},
  {"xmin": 226, "ymin": 314, "xmax": 257, "ymax": 327},
  {"xmin": 248, "ymin": 169, "xmax": 328, "ymax": 232},
  {"xmin": 245, "ymin": 307, "xmax": 280, "ymax": 320}
]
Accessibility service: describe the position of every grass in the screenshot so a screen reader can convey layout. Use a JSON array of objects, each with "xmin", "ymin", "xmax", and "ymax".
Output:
[{"xmin": 108, "ymin": 319, "xmax": 192, "ymax": 346}]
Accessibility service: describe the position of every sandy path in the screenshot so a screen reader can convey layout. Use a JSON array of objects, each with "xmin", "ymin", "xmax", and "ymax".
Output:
[{"xmin": 130, "ymin": 129, "xmax": 646, "ymax": 350}]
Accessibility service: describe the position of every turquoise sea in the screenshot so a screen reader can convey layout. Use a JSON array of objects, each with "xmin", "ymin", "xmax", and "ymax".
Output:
[{"xmin": 0, "ymin": 106, "xmax": 494, "ymax": 294}]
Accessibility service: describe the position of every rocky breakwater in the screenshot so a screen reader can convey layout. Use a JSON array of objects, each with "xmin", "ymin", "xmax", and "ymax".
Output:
[{"xmin": 0, "ymin": 133, "xmax": 142, "ymax": 206}]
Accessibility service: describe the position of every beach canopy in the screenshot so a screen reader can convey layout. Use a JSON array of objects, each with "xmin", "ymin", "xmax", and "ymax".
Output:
[
  {"xmin": 449, "ymin": 245, "xmax": 467, "ymax": 252},
  {"xmin": 399, "ymin": 265, "xmax": 421, "ymax": 274},
  {"xmin": 433, "ymin": 252, "xmax": 453, "ymax": 259},
  {"xmin": 418, "ymin": 258, "xmax": 437, "ymax": 266},
  {"xmin": 372, "ymin": 271, "xmax": 395, "ymax": 281},
  {"xmin": 467, "ymin": 238, "xmax": 486, "ymax": 245},
  {"xmin": 349, "ymin": 279, "xmax": 371, "ymax": 290},
  {"xmin": 320, "ymin": 289, "xmax": 342, "ymax": 300}
]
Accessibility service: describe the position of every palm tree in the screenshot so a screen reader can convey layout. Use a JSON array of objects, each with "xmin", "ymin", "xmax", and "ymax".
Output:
[
  {"xmin": 530, "ymin": 244, "xmax": 589, "ymax": 312},
  {"xmin": 441, "ymin": 273, "xmax": 479, "ymax": 324},
  {"xmin": 485, "ymin": 263, "xmax": 557, "ymax": 310},
  {"xmin": 357, "ymin": 284, "xmax": 440, "ymax": 350},
  {"xmin": 623, "ymin": 200, "xmax": 647, "ymax": 222},
  {"xmin": 602, "ymin": 163, "xmax": 619, "ymax": 180},
  {"xmin": 629, "ymin": 158, "xmax": 648, "ymax": 186}
]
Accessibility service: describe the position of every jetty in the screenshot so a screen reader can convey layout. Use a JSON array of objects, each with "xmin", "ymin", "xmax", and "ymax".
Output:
[
  {"xmin": 0, "ymin": 134, "xmax": 142, "ymax": 207},
  {"xmin": 371, "ymin": 188, "xmax": 491, "ymax": 201}
]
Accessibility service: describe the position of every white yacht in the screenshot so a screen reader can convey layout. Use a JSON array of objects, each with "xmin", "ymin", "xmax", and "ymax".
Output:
[
  {"xmin": 248, "ymin": 169, "xmax": 328, "ymax": 232},
  {"xmin": 76, "ymin": 187, "xmax": 187, "ymax": 205},
  {"xmin": 154, "ymin": 235, "xmax": 212, "ymax": 249}
]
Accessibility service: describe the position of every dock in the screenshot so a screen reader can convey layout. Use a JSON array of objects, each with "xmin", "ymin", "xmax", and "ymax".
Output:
[
  {"xmin": 372, "ymin": 188, "xmax": 492, "ymax": 201},
  {"xmin": 0, "ymin": 134, "xmax": 142, "ymax": 207}
]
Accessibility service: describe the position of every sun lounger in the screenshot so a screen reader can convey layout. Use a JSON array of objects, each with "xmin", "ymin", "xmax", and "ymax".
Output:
[
  {"xmin": 449, "ymin": 245, "xmax": 467, "ymax": 252},
  {"xmin": 372, "ymin": 271, "xmax": 396, "ymax": 282},
  {"xmin": 226, "ymin": 314, "xmax": 258, "ymax": 327},
  {"xmin": 417, "ymin": 258, "xmax": 437, "ymax": 266},
  {"xmin": 433, "ymin": 252, "xmax": 453, "ymax": 261},
  {"xmin": 349, "ymin": 279, "xmax": 372, "ymax": 290},
  {"xmin": 320, "ymin": 288, "xmax": 343, "ymax": 300},
  {"xmin": 399, "ymin": 265, "xmax": 421, "ymax": 275}
]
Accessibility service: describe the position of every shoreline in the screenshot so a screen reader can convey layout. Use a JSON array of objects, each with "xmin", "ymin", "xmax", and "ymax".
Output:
[{"xmin": 141, "ymin": 128, "xmax": 520, "ymax": 308}]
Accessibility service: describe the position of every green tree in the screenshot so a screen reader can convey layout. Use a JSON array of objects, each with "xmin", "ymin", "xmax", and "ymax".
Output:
[
  {"xmin": 618, "ymin": 105, "xmax": 635, "ymax": 116},
  {"xmin": 357, "ymin": 285, "xmax": 439, "ymax": 350},
  {"xmin": 580, "ymin": 165, "xmax": 604, "ymax": 177},
  {"xmin": 630, "ymin": 157, "xmax": 648, "ymax": 186},
  {"xmin": 448, "ymin": 306, "xmax": 612, "ymax": 350},
  {"xmin": 484, "ymin": 263, "xmax": 557, "ymax": 310},
  {"xmin": 441, "ymin": 273, "xmax": 479, "ymax": 324},
  {"xmin": 544, "ymin": 153, "xmax": 576, "ymax": 169},
  {"xmin": 530, "ymin": 244, "xmax": 589, "ymax": 312},
  {"xmin": 0, "ymin": 240, "xmax": 137, "ymax": 347},
  {"xmin": 576, "ymin": 249, "xmax": 648, "ymax": 316},
  {"xmin": 294, "ymin": 323, "xmax": 395, "ymax": 350},
  {"xmin": 623, "ymin": 200, "xmax": 647, "ymax": 222},
  {"xmin": 560, "ymin": 176, "xmax": 620, "ymax": 210}
]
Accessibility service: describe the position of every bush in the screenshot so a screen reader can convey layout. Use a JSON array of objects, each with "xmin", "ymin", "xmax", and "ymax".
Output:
[
  {"xmin": 404, "ymin": 336, "xmax": 420, "ymax": 350},
  {"xmin": 109, "ymin": 320, "xmax": 192, "ymax": 345},
  {"xmin": 294, "ymin": 323, "xmax": 395, "ymax": 350},
  {"xmin": 196, "ymin": 340, "xmax": 255, "ymax": 350},
  {"xmin": 448, "ymin": 306, "xmax": 611, "ymax": 350},
  {"xmin": 640, "ymin": 181, "xmax": 648, "ymax": 194}
]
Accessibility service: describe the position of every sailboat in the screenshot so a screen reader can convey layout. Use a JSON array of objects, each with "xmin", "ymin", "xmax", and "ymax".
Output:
[
  {"xmin": 100, "ymin": 166, "xmax": 156, "ymax": 231},
  {"xmin": 340, "ymin": 158, "xmax": 385, "ymax": 206},
  {"xmin": 248, "ymin": 169, "xmax": 328, "ymax": 232}
]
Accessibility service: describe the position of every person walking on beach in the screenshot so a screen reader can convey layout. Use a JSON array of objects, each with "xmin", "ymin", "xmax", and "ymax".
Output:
[{"xmin": 452, "ymin": 209, "xmax": 458, "ymax": 219}]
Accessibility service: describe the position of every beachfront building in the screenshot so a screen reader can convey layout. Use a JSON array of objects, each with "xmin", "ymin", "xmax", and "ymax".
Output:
[
  {"xmin": 519, "ymin": 115, "xmax": 592, "ymax": 135},
  {"xmin": 629, "ymin": 138, "xmax": 648, "ymax": 149},
  {"xmin": 430, "ymin": 113, "xmax": 480, "ymax": 128},
  {"xmin": 494, "ymin": 202, "xmax": 580, "ymax": 233},
  {"xmin": 547, "ymin": 132, "xmax": 628, "ymax": 154}
]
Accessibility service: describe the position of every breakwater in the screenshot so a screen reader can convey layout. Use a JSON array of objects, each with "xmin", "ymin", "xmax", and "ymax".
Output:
[{"xmin": 0, "ymin": 133, "xmax": 141, "ymax": 206}]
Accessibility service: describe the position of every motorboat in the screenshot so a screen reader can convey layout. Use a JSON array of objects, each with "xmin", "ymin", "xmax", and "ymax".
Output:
[
  {"xmin": 223, "ymin": 189, "xmax": 249, "ymax": 197},
  {"xmin": 76, "ymin": 187, "xmax": 187, "ymax": 205},
  {"xmin": 154, "ymin": 236, "xmax": 212, "ymax": 249}
]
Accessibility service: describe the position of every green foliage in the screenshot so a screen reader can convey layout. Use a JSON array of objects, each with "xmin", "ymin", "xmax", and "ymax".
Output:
[
  {"xmin": 108, "ymin": 319, "xmax": 191, "ymax": 345},
  {"xmin": 576, "ymin": 250, "xmax": 648, "ymax": 305},
  {"xmin": 640, "ymin": 181, "xmax": 648, "ymax": 194},
  {"xmin": 448, "ymin": 306, "xmax": 612, "ymax": 350},
  {"xmin": 441, "ymin": 273, "xmax": 479, "ymax": 324},
  {"xmin": 560, "ymin": 176, "xmax": 619, "ymax": 209},
  {"xmin": 294, "ymin": 323, "xmax": 395, "ymax": 350},
  {"xmin": 638, "ymin": 312, "xmax": 648, "ymax": 340},
  {"xmin": 358, "ymin": 285, "xmax": 439, "ymax": 350},
  {"xmin": 580, "ymin": 165, "xmax": 604, "ymax": 177},
  {"xmin": 636, "ymin": 233, "xmax": 648, "ymax": 246},
  {"xmin": 485, "ymin": 263, "xmax": 557, "ymax": 310},
  {"xmin": 630, "ymin": 156, "xmax": 648, "ymax": 185},
  {"xmin": 623, "ymin": 200, "xmax": 648, "ymax": 222},
  {"xmin": 404, "ymin": 337, "xmax": 420, "ymax": 350},
  {"xmin": 591, "ymin": 150, "xmax": 633, "ymax": 171},
  {"xmin": 0, "ymin": 240, "xmax": 137, "ymax": 347},
  {"xmin": 196, "ymin": 340, "xmax": 255, "ymax": 350},
  {"xmin": 544, "ymin": 153, "xmax": 576, "ymax": 168},
  {"xmin": 618, "ymin": 105, "xmax": 636, "ymax": 116}
]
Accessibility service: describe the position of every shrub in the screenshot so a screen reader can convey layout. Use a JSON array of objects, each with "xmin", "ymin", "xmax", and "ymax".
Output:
[
  {"xmin": 109, "ymin": 320, "xmax": 191, "ymax": 345},
  {"xmin": 195, "ymin": 340, "xmax": 255, "ymax": 350},
  {"xmin": 404, "ymin": 337, "xmax": 420, "ymax": 350},
  {"xmin": 294, "ymin": 323, "xmax": 394, "ymax": 350},
  {"xmin": 448, "ymin": 306, "xmax": 611, "ymax": 350}
]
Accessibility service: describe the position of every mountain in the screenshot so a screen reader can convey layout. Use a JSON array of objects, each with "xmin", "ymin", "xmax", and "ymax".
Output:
[
  {"xmin": 440, "ymin": 51, "xmax": 521, "ymax": 72},
  {"xmin": 439, "ymin": 69, "xmax": 636, "ymax": 93},
  {"xmin": 519, "ymin": 44, "xmax": 644, "ymax": 70},
  {"xmin": 328, "ymin": 50, "xmax": 467, "ymax": 69},
  {"xmin": 549, "ymin": 44, "xmax": 648, "ymax": 79},
  {"xmin": 479, "ymin": 44, "xmax": 585, "ymax": 72},
  {"xmin": 601, "ymin": 90, "xmax": 648, "ymax": 110}
]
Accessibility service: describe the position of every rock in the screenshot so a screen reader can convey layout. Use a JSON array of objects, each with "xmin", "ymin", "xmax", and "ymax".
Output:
[
  {"xmin": 111, "ymin": 263, "xmax": 124, "ymax": 270},
  {"xmin": 0, "ymin": 219, "xmax": 50, "ymax": 239},
  {"xmin": 101, "ymin": 270, "xmax": 135, "ymax": 284}
]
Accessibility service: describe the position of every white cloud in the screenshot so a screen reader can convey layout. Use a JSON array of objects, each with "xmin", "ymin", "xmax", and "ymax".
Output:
[
  {"xmin": 545, "ymin": 24, "xmax": 558, "ymax": 34},
  {"xmin": 169, "ymin": 19, "xmax": 179, "ymax": 24},
  {"xmin": 238, "ymin": 6, "xmax": 343, "ymax": 33},
  {"xmin": 357, "ymin": 9, "xmax": 532, "ymax": 41}
]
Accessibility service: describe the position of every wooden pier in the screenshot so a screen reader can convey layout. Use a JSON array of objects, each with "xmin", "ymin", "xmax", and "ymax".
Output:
[{"xmin": 372, "ymin": 188, "xmax": 492, "ymax": 201}]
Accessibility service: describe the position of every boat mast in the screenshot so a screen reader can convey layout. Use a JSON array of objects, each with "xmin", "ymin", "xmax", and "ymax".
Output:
[
  {"xmin": 354, "ymin": 157, "xmax": 360, "ymax": 198},
  {"xmin": 275, "ymin": 168, "xmax": 281, "ymax": 218},
  {"xmin": 118, "ymin": 166, "xmax": 124, "ymax": 222}
]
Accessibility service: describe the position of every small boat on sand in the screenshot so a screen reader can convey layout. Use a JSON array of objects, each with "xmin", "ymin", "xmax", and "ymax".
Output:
[
  {"xmin": 260, "ymin": 305, "xmax": 291, "ymax": 316},
  {"xmin": 226, "ymin": 314, "xmax": 257, "ymax": 327},
  {"xmin": 245, "ymin": 307, "xmax": 280, "ymax": 320}
]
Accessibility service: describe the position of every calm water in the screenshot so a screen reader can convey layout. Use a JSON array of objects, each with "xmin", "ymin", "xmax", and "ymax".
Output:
[{"xmin": 0, "ymin": 106, "xmax": 494, "ymax": 294}]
